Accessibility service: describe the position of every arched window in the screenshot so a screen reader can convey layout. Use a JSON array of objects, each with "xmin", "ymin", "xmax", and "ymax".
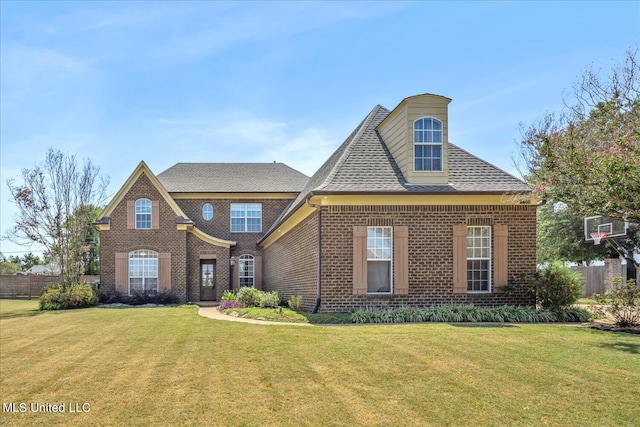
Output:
[
  {"xmin": 414, "ymin": 117, "xmax": 443, "ymax": 172},
  {"xmin": 202, "ymin": 203, "xmax": 213, "ymax": 221},
  {"xmin": 129, "ymin": 250, "xmax": 158, "ymax": 295},
  {"xmin": 135, "ymin": 199, "xmax": 152, "ymax": 229},
  {"xmin": 238, "ymin": 255, "xmax": 254, "ymax": 288}
]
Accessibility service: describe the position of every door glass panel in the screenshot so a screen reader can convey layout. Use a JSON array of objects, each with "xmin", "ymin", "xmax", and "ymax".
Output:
[{"xmin": 202, "ymin": 263, "xmax": 214, "ymax": 286}]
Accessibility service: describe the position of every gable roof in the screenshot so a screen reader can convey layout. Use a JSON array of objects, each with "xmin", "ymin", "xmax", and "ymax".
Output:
[
  {"xmin": 101, "ymin": 161, "xmax": 186, "ymax": 218},
  {"xmin": 260, "ymin": 103, "xmax": 531, "ymax": 243},
  {"xmin": 97, "ymin": 161, "xmax": 236, "ymax": 248},
  {"xmin": 157, "ymin": 163, "xmax": 309, "ymax": 193}
]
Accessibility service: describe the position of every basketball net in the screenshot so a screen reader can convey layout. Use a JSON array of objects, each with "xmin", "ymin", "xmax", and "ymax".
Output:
[{"xmin": 590, "ymin": 232, "xmax": 608, "ymax": 245}]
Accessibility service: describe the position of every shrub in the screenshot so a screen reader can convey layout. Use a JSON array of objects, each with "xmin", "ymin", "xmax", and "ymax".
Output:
[
  {"xmin": 350, "ymin": 304, "xmax": 590, "ymax": 324},
  {"xmin": 530, "ymin": 263, "xmax": 583, "ymax": 309},
  {"xmin": 121, "ymin": 290, "xmax": 180, "ymax": 305},
  {"xmin": 39, "ymin": 282, "xmax": 98, "ymax": 310},
  {"xmin": 221, "ymin": 291, "xmax": 238, "ymax": 301},
  {"xmin": 96, "ymin": 288, "xmax": 179, "ymax": 305},
  {"xmin": 288, "ymin": 295, "xmax": 303, "ymax": 311},
  {"xmin": 592, "ymin": 277, "xmax": 640, "ymax": 327},
  {"xmin": 236, "ymin": 287, "xmax": 262, "ymax": 307},
  {"xmin": 96, "ymin": 286, "xmax": 120, "ymax": 304},
  {"xmin": 218, "ymin": 300, "xmax": 244, "ymax": 312},
  {"xmin": 259, "ymin": 291, "xmax": 280, "ymax": 308}
]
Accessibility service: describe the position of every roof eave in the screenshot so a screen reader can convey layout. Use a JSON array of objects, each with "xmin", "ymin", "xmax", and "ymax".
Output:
[{"xmin": 309, "ymin": 189, "xmax": 532, "ymax": 196}]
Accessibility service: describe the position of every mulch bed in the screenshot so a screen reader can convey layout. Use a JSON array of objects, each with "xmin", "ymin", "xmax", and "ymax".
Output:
[{"xmin": 584, "ymin": 321, "xmax": 640, "ymax": 334}]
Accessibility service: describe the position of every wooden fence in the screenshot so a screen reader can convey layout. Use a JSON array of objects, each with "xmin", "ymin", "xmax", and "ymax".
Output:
[
  {"xmin": 0, "ymin": 275, "xmax": 100, "ymax": 299},
  {"xmin": 571, "ymin": 259, "xmax": 638, "ymax": 296}
]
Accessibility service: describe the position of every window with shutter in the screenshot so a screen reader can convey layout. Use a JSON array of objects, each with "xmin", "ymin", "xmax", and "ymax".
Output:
[
  {"xmin": 453, "ymin": 224, "xmax": 499, "ymax": 294},
  {"xmin": 353, "ymin": 226, "xmax": 408, "ymax": 295},
  {"xmin": 128, "ymin": 250, "xmax": 158, "ymax": 295}
]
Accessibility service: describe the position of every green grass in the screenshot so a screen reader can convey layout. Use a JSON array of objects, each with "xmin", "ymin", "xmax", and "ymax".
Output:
[
  {"xmin": 224, "ymin": 306, "xmax": 310, "ymax": 323},
  {"xmin": 1, "ymin": 299, "xmax": 639, "ymax": 426},
  {"xmin": 223, "ymin": 306, "xmax": 353, "ymax": 324},
  {"xmin": 0, "ymin": 299, "xmax": 40, "ymax": 319}
]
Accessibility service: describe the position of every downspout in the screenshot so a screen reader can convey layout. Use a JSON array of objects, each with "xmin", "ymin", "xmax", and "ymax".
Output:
[
  {"xmin": 185, "ymin": 229, "xmax": 190, "ymax": 302},
  {"xmin": 306, "ymin": 198, "xmax": 322, "ymax": 313}
]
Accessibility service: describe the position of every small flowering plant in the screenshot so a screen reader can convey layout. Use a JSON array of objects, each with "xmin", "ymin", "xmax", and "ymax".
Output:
[{"xmin": 218, "ymin": 300, "xmax": 244, "ymax": 312}]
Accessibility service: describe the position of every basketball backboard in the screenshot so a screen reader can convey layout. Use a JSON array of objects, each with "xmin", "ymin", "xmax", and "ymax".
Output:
[{"xmin": 584, "ymin": 216, "xmax": 628, "ymax": 242}]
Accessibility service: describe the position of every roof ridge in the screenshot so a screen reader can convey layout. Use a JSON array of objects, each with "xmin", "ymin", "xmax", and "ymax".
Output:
[{"xmin": 317, "ymin": 104, "xmax": 387, "ymax": 191}]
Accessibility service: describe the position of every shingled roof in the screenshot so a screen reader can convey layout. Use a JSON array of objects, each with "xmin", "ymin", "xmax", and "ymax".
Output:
[
  {"xmin": 157, "ymin": 163, "xmax": 309, "ymax": 193},
  {"xmin": 305, "ymin": 105, "xmax": 530, "ymax": 194},
  {"xmin": 261, "ymin": 103, "xmax": 531, "ymax": 241}
]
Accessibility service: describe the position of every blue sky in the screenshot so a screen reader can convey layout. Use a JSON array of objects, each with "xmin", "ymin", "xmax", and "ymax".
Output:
[{"xmin": 1, "ymin": 1, "xmax": 638, "ymax": 257}]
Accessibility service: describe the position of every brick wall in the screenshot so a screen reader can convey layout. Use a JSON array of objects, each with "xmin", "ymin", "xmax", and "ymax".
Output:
[
  {"xmin": 318, "ymin": 204, "xmax": 537, "ymax": 312},
  {"xmin": 100, "ymin": 179, "xmax": 294, "ymax": 302},
  {"xmin": 263, "ymin": 211, "xmax": 318, "ymax": 311},
  {"xmin": 99, "ymin": 173, "xmax": 188, "ymax": 300},
  {"xmin": 186, "ymin": 234, "xmax": 230, "ymax": 302},
  {"xmin": 175, "ymin": 198, "xmax": 291, "ymax": 256}
]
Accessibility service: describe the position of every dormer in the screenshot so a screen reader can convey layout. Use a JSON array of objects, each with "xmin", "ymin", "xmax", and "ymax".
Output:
[{"xmin": 377, "ymin": 93, "xmax": 451, "ymax": 185}]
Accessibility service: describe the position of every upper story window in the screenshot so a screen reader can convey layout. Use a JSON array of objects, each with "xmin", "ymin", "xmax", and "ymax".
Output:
[
  {"xmin": 414, "ymin": 117, "xmax": 443, "ymax": 172},
  {"xmin": 135, "ymin": 199, "xmax": 152, "ymax": 229},
  {"xmin": 202, "ymin": 203, "xmax": 213, "ymax": 221},
  {"xmin": 230, "ymin": 203, "xmax": 262, "ymax": 232}
]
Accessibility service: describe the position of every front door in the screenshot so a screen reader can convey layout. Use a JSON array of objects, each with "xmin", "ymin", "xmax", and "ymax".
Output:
[{"xmin": 200, "ymin": 261, "xmax": 215, "ymax": 301}]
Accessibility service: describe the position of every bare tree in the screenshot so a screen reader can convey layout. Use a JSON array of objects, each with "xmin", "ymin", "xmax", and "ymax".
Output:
[{"xmin": 5, "ymin": 149, "xmax": 109, "ymax": 286}]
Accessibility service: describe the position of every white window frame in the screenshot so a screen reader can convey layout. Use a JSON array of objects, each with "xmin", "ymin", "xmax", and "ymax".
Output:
[
  {"xmin": 202, "ymin": 203, "xmax": 213, "ymax": 221},
  {"xmin": 413, "ymin": 117, "xmax": 443, "ymax": 172},
  {"xmin": 128, "ymin": 250, "xmax": 158, "ymax": 295},
  {"xmin": 230, "ymin": 203, "xmax": 262, "ymax": 233},
  {"xmin": 135, "ymin": 199, "xmax": 152, "ymax": 229},
  {"xmin": 366, "ymin": 226, "xmax": 393, "ymax": 294},
  {"xmin": 466, "ymin": 226, "xmax": 492, "ymax": 293},
  {"xmin": 238, "ymin": 254, "xmax": 255, "ymax": 288}
]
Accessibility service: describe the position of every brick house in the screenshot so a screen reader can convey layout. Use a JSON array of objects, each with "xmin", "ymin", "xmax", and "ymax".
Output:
[{"xmin": 96, "ymin": 93, "xmax": 537, "ymax": 312}]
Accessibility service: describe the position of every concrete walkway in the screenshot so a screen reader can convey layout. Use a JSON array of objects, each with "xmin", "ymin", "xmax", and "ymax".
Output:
[{"xmin": 197, "ymin": 306, "xmax": 313, "ymax": 326}]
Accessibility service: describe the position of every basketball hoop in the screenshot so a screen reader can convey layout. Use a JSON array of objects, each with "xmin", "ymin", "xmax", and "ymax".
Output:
[{"xmin": 590, "ymin": 232, "xmax": 608, "ymax": 245}]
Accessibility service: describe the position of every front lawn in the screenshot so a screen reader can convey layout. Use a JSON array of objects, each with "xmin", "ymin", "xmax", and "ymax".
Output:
[
  {"xmin": 0, "ymin": 298, "xmax": 40, "ymax": 319},
  {"xmin": 222, "ymin": 306, "xmax": 353, "ymax": 324},
  {"xmin": 1, "ymin": 300, "xmax": 638, "ymax": 426}
]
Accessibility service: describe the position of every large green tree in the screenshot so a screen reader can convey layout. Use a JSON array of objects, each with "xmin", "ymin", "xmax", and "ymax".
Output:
[
  {"xmin": 517, "ymin": 49, "xmax": 640, "ymax": 222},
  {"xmin": 537, "ymin": 201, "xmax": 617, "ymax": 265},
  {"xmin": 5, "ymin": 149, "xmax": 109, "ymax": 286},
  {"xmin": 0, "ymin": 261, "xmax": 19, "ymax": 275},
  {"xmin": 8, "ymin": 253, "xmax": 42, "ymax": 271}
]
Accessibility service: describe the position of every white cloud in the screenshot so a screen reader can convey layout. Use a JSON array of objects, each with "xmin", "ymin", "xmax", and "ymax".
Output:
[
  {"xmin": 147, "ymin": 112, "xmax": 338, "ymax": 176},
  {"xmin": 263, "ymin": 127, "xmax": 338, "ymax": 176},
  {"xmin": 1, "ymin": 45, "xmax": 88, "ymax": 95}
]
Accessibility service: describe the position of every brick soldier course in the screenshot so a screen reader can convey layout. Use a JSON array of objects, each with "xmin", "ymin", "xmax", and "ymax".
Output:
[{"xmin": 96, "ymin": 93, "xmax": 537, "ymax": 312}]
